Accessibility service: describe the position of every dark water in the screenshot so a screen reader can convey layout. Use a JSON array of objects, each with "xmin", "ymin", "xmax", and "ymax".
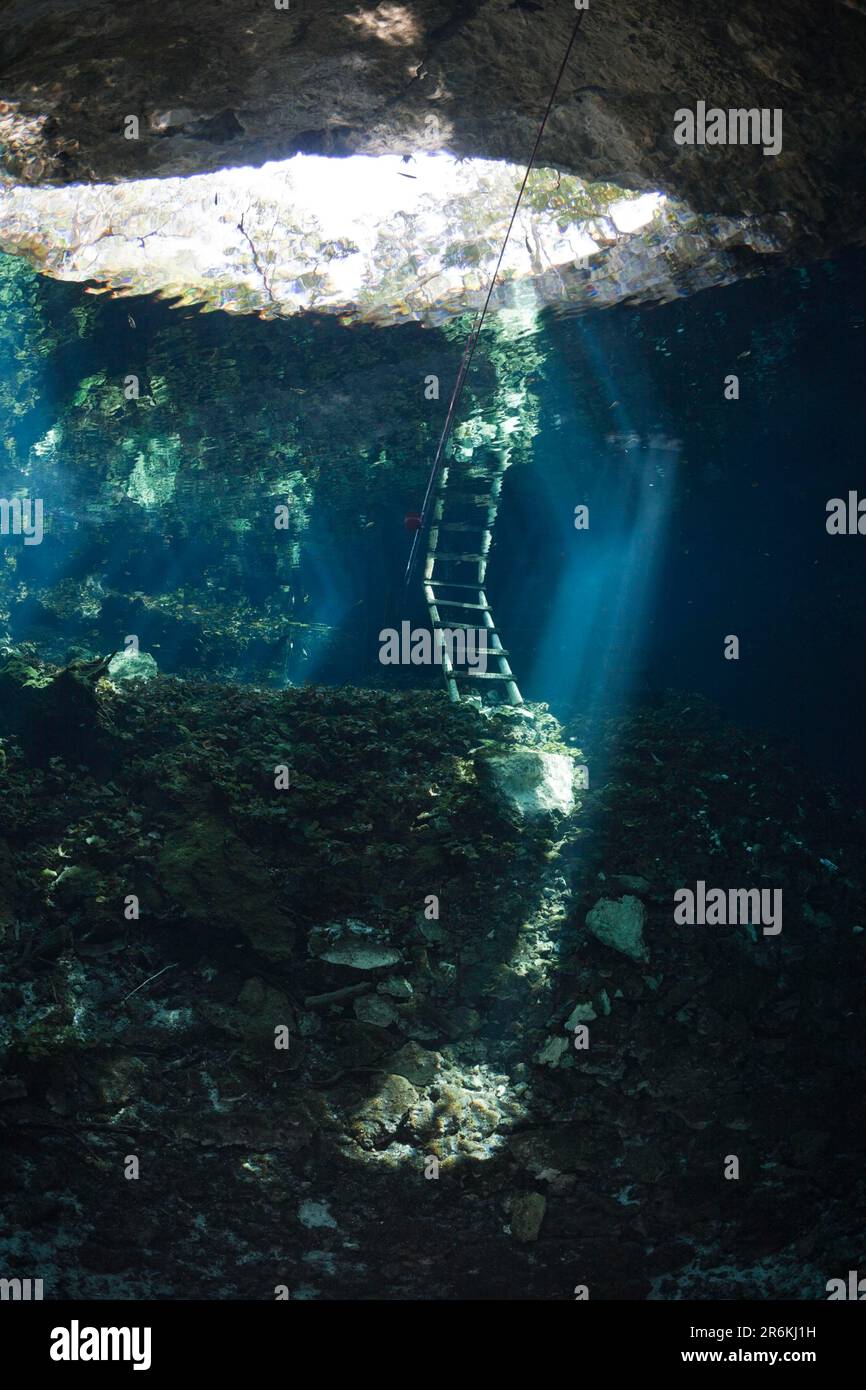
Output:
[{"xmin": 495, "ymin": 256, "xmax": 866, "ymax": 789}]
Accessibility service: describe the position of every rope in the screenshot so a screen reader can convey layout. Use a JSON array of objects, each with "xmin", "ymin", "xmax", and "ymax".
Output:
[{"xmin": 404, "ymin": 6, "xmax": 586, "ymax": 588}]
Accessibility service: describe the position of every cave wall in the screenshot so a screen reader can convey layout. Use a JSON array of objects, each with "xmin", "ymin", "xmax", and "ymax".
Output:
[{"xmin": 0, "ymin": 0, "xmax": 864, "ymax": 255}]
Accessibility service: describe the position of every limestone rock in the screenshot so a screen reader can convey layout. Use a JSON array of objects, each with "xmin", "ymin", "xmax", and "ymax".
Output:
[
  {"xmin": 350, "ymin": 1074, "xmax": 419, "ymax": 1150},
  {"xmin": 586, "ymin": 895, "xmax": 648, "ymax": 963},
  {"xmin": 108, "ymin": 650, "xmax": 158, "ymax": 683},
  {"xmin": 564, "ymin": 1001, "xmax": 597, "ymax": 1028},
  {"xmin": 235, "ymin": 977, "xmax": 293, "ymax": 1042},
  {"xmin": 95, "ymin": 1056, "xmax": 146, "ymax": 1106},
  {"xmin": 310, "ymin": 919, "xmax": 401, "ymax": 971},
  {"xmin": 535, "ymin": 1035, "xmax": 571, "ymax": 1068},
  {"xmin": 477, "ymin": 748, "xmax": 575, "ymax": 822},
  {"xmin": 511, "ymin": 1192, "xmax": 546, "ymax": 1243},
  {"xmin": 51, "ymin": 863, "xmax": 103, "ymax": 907},
  {"xmin": 354, "ymin": 995, "xmax": 398, "ymax": 1028},
  {"xmin": 386, "ymin": 1043, "xmax": 441, "ymax": 1087},
  {"xmin": 0, "ymin": 0, "xmax": 861, "ymax": 266},
  {"xmin": 298, "ymin": 1200, "xmax": 337, "ymax": 1231},
  {"xmin": 378, "ymin": 976, "xmax": 413, "ymax": 1000}
]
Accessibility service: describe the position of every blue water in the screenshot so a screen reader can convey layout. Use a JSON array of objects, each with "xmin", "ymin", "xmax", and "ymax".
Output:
[{"xmin": 2, "ymin": 250, "xmax": 864, "ymax": 788}]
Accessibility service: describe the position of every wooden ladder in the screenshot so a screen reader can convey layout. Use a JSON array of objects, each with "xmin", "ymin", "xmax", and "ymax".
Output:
[{"xmin": 422, "ymin": 447, "xmax": 523, "ymax": 706}]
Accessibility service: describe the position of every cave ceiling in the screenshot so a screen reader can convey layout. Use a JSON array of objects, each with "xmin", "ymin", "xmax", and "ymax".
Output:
[{"xmin": 0, "ymin": 0, "xmax": 863, "ymax": 319}]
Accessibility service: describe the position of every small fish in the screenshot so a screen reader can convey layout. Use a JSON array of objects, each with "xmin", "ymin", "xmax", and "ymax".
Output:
[
  {"xmin": 737, "ymin": 349, "xmax": 751, "ymax": 359},
  {"xmin": 397, "ymin": 172, "xmax": 417, "ymax": 180},
  {"xmin": 127, "ymin": 313, "xmax": 136, "ymax": 329}
]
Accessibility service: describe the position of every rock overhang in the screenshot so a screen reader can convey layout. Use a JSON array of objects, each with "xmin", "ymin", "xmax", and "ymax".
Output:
[
  {"xmin": 0, "ymin": 0, "xmax": 861, "ymax": 310},
  {"xmin": 0, "ymin": 153, "xmax": 793, "ymax": 325},
  {"xmin": 0, "ymin": 0, "xmax": 862, "ymax": 248}
]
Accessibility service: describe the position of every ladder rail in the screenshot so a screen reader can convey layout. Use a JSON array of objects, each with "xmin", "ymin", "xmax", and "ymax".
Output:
[{"xmin": 421, "ymin": 445, "xmax": 523, "ymax": 706}]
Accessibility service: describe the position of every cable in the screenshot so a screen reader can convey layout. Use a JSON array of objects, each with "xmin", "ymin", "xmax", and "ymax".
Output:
[{"xmin": 404, "ymin": 6, "xmax": 586, "ymax": 589}]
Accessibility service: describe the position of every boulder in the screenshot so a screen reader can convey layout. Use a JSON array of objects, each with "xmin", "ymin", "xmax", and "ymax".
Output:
[
  {"xmin": 108, "ymin": 650, "xmax": 158, "ymax": 682},
  {"xmin": 586, "ymin": 895, "xmax": 648, "ymax": 963},
  {"xmin": 477, "ymin": 748, "xmax": 575, "ymax": 822}
]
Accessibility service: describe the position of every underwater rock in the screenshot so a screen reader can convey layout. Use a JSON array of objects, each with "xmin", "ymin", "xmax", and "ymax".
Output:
[
  {"xmin": 298, "ymin": 1200, "xmax": 337, "ymax": 1231},
  {"xmin": 95, "ymin": 1055, "xmax": 146, "ymax": 1107},
  {"xmin": 0, "ymin": 651, "xmax": 112, "ymax": 758},
  {"xmin": 535, "ymin": 1035, "xmax": 571, "ymax": 1068},
  {"xmin": 510, "ymin": 1192, "xmax": 546, "ymax": 1244},
  {"xmin": 378, "ymin": 977, "xmax": 413, "ymax": 1000},
  {"xmin": 156, "ymin": 816, "xmax": 293, "ymax": 959},
  {"xmin": 611, "ymin": 874, "xmax": 651, "ymax": 895},
  {"xmin": 586, "ymin": 895, "xmax": 649, "ymax": 964},
  {"xmin": 353, "ymin": 995, "xmax": 399, "ymax": 1028},
  {"xmin": 310, "ymin": 920, "xmax": 401, "ymax": 971},
  {"xmin": 350, "ymin": 1074, "xmax": 419, "ymax": 1150},
  {"xmin": 439, "ymin": 1004, "xmax": 483, "ymax": 1040},
  {"xmin": 386, "ymin": 1043, "xmax": 441, "ymax": 1087},
  {"xmin": 2, "ymin": 675, "xmax": 863, "ymax": 1299},
  {"xmin": 107, "ymin": 650, "xmax": 158, "ymax": 683},
  {"xmin": 50, "ymin": 863, "xmax": 103, "ymax": 909},
  {"xmin": 477, "ymin": 748, "xmax": 575, "ymax": 822},
  {"xmin": 564, "ymin": 1001, "xmax": 597, "ymax": 1027},
  {"xmin": 418, "ymin": 917, "xmax": 446, "ymax": 944},
  {"xmin": 232, "ymin": 977, "xmax": 293, "ymax": 1043}
]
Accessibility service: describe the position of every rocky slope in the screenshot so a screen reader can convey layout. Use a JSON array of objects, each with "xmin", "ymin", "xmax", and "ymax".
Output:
[{"xmin": 0, "ymin": 658, "xmax": 862, "ymax": 1298}]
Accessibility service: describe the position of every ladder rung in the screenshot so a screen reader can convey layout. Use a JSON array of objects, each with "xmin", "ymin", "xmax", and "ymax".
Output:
[
  {"xmin": 432, "ymin": 600, "xmax": 491, "ymax": 610},
  {"xmin": 427, "ymin": 580, "xmax": 485, "ymax": 590},
  {"xmin": 433, "ymin": 620, "xmax": 499, "ymax": 632},
  {"xmin": 431, "ymin": 551, "xmax": 488, "ymax": 562},
  {"xmin": 441, "ymin": 492, "xmax": 493, "ymax": 503},
  {"xmin": 428, "ymin": 640, "xmax": 509, "ymax": 658},
  {"xmin": 453, "ymin": 670, "xmax": 515, "ymax": 681}
]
